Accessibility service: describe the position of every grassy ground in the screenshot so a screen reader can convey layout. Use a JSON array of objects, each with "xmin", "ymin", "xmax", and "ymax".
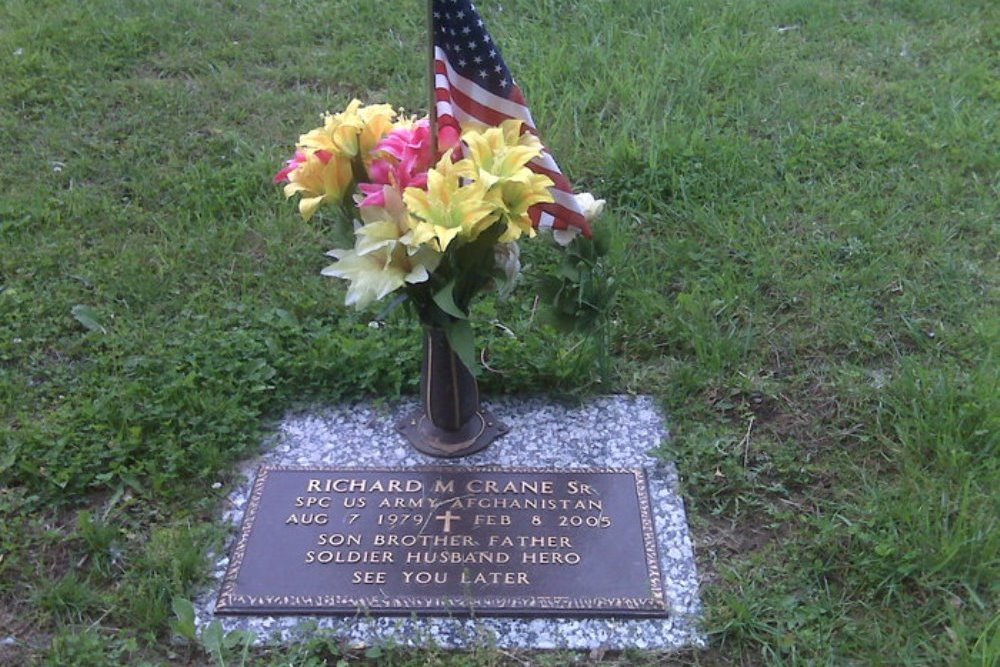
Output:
[{"xmin": 1, "ymin": 0, "xmax": 997, "ymax": 664}]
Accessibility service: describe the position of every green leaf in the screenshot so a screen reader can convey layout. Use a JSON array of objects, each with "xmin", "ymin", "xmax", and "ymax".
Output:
[
  {"xmin": 224, "ymin": 629, "xmax": 254, "ymax": 649},
  {"xmin": 444, "ymin": 319, "xmax": 478, "ymax": 376},
  {"xmin": 201, "ymin": 620, "xmax": 224, "ymax": 661},
  {"xmin": 71, "ymin": 304, "xmax": 107, "ymax": 334},
  {"xmin": 432, "ymin": 281, "xmax": 468, "ymax": 320},
  {"xmin": 555, "ymin": 264, "xmax": 581, "ymax": 281},
  {"xmin": 170, "ymin": 597, "xmax": 197, "ymax": 641}
]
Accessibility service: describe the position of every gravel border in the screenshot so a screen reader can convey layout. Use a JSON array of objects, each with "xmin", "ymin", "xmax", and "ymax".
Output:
[{"xmin": 194, "ymin": 395, "xmax": 704, "ymax": 650}]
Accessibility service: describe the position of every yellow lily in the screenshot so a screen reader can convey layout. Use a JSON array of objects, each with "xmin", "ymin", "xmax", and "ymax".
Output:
[
  {"xmin": 357, "ymin": 103, "xmax": 398, "ymax": 164},
  {"xmin": 298, "ymin": 99, "xmax": 397, "ymax": 160},
  {"xmin": 282, "ymin": 149, "xmax": 354, "ymax": 221},
  {"xmin": 403, "ymin": 151, "xmax": 498, "ymax": 251},
  {"xmin": 321, "ymin": 247, "xmax": 403, "ymax": 309},
  {"xmin": 298, "ymin": 100, "xmax": 362, "ymax": 157},
  {"xmin": 461, "ymin": 120, "xmax": 545, "ymax": 190},
  {"xmin": 358, "ymin": 184, "xmax": 437, "ymax": 251},
  {"xmin": 496, "ymin": 171, "xmax": 555, "ymax": 242},
  {"xmin": 322, "ymin": 214, "xmax": 441, "ymax": 310},
  {"xmin": 331, "ymin": 241, "xmax": 440, "ymax": 308},
  {"xmin": 456, "ymin": 120, "xmax": 553, "ymax": 239}
]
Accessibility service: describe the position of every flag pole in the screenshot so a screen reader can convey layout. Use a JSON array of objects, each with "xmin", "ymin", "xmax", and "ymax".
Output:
[{"xmin": 426, "ymin": 0, "xmax": 439, "ymax": 160}]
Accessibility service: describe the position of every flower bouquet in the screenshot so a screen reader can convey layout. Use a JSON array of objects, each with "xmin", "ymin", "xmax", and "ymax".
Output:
[
  {"xmin": 274, "ymin": 99, "xmax": 605, "ymax": 456},
  {"xmin": 276, "ymin": 100, "xmax": 560, "ymax": 341}
]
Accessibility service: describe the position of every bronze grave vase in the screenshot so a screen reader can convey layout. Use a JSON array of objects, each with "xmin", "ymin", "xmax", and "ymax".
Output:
[{"xmin": 397, "ymin": 327, "xmax": 507, "ymax": 457}]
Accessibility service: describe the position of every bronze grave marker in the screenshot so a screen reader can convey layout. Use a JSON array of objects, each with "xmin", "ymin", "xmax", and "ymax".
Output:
[{"xmin": 216, "ymin": 466, "xmax": 667, "ymax": 617}]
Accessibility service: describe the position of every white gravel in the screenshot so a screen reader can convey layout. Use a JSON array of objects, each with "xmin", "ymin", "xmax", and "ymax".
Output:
[{"xmin": 194, "ymin": 395, "xmax": 704, "ymax": 650}]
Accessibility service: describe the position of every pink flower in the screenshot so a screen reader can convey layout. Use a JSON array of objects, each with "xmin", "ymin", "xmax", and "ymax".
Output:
[
  {"xmin": 358, "ymin": 180, "xmax": 388, "ymax": 207},
  {"xmin": 378, "ymin": 120, "xmax": 433, "ymax": 170},
  {"xmin": 358, "ymin": 164, "xmax": 429, "ymax": 207},
  {"xmin": 273, "ymin": 150, "xmax": 308, "ymax": 184},
  {"xmin": 357, "ymin": 121, "xmax": 435, "ymax": 208}
]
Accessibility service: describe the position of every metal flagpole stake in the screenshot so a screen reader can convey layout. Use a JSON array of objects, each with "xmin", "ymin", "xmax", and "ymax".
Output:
[
  {"xmin": 396, "ymin": 1, "xmax": 510, "ymax": 457},
  {"xmin": 426, "ymin": 0, "xmax": 439, "ymax": 160}
]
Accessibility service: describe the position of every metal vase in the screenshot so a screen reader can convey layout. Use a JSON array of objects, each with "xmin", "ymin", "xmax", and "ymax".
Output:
[{"xmin": 397, "ymin": 327, "xmax": 507, "ymax": 458}]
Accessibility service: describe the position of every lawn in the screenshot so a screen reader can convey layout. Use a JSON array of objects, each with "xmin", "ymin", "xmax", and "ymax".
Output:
[{"xmin": 1, "ymin": 0, "xmax": 997, "ymax": 664}]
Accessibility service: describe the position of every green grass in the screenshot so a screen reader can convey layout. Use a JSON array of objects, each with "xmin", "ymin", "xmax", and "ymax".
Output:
[{"xmin": 1, "ymin": 0, "xmax": 997, "ymax": 664}]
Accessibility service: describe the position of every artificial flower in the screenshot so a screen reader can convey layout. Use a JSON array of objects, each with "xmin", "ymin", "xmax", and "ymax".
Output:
[
  {"xmin": 277, "ymin": 99, "xmax": 601, "ymax": 314},
  {"xmin": 298, "ymin": 99, "xmax": 396, "ymax": 161},
  {"xmin": 551, "ymin": 191, "xmax": 605, "ymax": 245},
  {"xmin": 357, "ymin": 185, "xmax": 437, "ymax": 251},
  {"xmin": 273, "ymin": 149, "xmax": 308, "ymax": 184},
  {"xmin": 457, "ymin": 120, "xmax": 553, "ymax": 240},
  {"xmin": 575, "ymin": 191, "xmax": 606, "ymax": 222},
  {"xmin": 282, "ymin": 149, "xmax": 354, "ymax": 220},
  {"xmin": 322, "ymin": 215, "xmax": 441, "ymax": 310},
  {"xmin": 460, "ymin": 120, "xmax": 545, "ymax": 191},
  {"xmin": 321, "ymin": 247, "xmax": 406, "ymax": 309},
  {"xmin": 374, "ymin": 119, "xmax": 433, "ymax": 169},
  {"xmin": 298, "ymin": 100, "xmax": 362, "ymax": 156},
  {"xmin": 356, "ymin": 103, "xmax": 398, "ymax": 163},
  {"xmin": 358, "ymin": 121, "xmax": 433, "ymax": 208},
  {"xmin": 403, "ymin": 150, "xmax": 498, "ymax": 250},
  {"xmin": 495, "ymin": 172, "xmax": 554, "ymax": 242}
]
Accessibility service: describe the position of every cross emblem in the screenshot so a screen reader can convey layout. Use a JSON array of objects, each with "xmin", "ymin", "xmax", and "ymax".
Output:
[{"xmin": 435, "ymin": 510, "xmax": 461, "ymax": 533}]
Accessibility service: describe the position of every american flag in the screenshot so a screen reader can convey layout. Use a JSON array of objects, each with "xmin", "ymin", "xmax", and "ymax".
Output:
[{"xmin": 432, "ymin": 0, "xmax": 592, "ymax": 238}]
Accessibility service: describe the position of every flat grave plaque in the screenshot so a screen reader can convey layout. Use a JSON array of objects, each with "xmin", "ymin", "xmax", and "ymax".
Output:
[{"xmin": 216, "ymin": 466, "xmax": 667, "ymax": 617}]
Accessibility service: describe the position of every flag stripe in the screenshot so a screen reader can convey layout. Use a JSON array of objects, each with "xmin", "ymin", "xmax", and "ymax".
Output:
[
  {"xmin": 435, "ymin": 56, "xmax": 534, "ymax": 124},
  {"xmin": 437, "ymin": 72, "xmax": 581, "ymax": 209},
  {"xmin": 536, "ymin": 201, "xmax": 588, "ymax": 229},
  {"xmin": 431, "ymin": 0, "xmax": 591, "ymax": 237},
  {"xmin": 436, "ymin": 74, "xmax": 572, "ymax": 195},
  {"xmin": 529, "ymin": 160, "xmax": 575, "ymax": 193},
  {"xmin": 548, "ymin": 188, "xmax": 585, "ymax": 212},
  {"xmin": 435, "ymin": 85, "xmax": 507, "ymax": 129}
]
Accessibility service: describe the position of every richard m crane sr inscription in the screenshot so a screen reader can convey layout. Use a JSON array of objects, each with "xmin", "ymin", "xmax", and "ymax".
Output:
[{"xmin": 216, "ymin": 467, "xmax": 667, "ymax": 617}]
